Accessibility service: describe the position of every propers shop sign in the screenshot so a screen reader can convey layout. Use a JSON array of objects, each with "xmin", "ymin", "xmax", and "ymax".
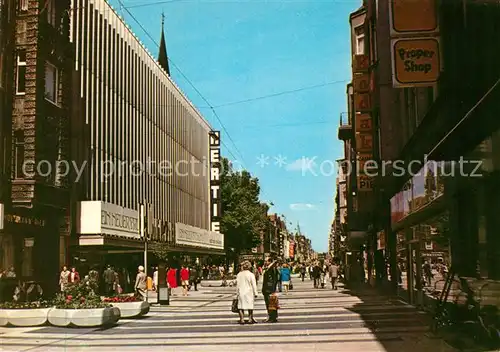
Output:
[
  {"xmin": 77, "ymin": 201, "xmax": 140, "ymax": 239},
  {"xmin": 209, "ymin": 131, "xmax": 221, "ymax": 233},
  {"xmin": 175, "ymin": 222, "xmax": 224, "ymax": 250},
  {"xmin": 391, "ymin": 38, "xmax": 441, "ymax": 88}
]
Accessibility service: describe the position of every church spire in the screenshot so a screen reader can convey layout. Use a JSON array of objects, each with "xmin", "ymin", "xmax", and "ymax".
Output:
[{"xmin": 158, "ymin": 12, "xmax": 170, "ymax": 75}]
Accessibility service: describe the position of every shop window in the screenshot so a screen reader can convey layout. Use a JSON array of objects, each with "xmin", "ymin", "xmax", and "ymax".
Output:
[
  {"xmin": 22, "ymin": 238, "xmax": 34, "ymax": 277},
  {"xmin": 13, "ymin": 130, "xmax": 25, "ymax": 179},
  {"xmin": 16, "ymin": 49, "xmax": 26, "ymax": 94},
  {"xmin": 44, "ymin": 62, "xmax": 58, "ymax": 105}
]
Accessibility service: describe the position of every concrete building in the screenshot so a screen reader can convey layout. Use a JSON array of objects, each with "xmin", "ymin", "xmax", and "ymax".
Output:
[{"xmin": 70, "ymin": 0, "xmax": 224, "ymax": 271}]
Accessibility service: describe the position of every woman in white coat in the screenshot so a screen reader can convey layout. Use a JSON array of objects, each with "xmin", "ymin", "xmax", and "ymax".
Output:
[{"xmin": 236, "ymin": 261, "xmax": 258, "ymax": 325}]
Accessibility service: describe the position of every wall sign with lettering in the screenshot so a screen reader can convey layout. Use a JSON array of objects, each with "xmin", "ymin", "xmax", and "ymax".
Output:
[
  {"xmin": 391, "ymin": 38, "xmax": 441, "ymax": 87},
  {"xmin": 209, "ymin": 131, "xmax": 221, "ymax": 233}
]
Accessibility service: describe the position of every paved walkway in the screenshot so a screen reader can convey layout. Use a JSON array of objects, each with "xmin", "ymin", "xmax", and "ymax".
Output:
[{"xmin": 0, "ymin": 278, "xmax": 456, "ymax": 351}]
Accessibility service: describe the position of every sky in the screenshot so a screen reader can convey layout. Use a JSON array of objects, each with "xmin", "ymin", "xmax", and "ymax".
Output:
[{"xmin": 111, "ymin": 0, "xmax": 361, "ymax": 252}]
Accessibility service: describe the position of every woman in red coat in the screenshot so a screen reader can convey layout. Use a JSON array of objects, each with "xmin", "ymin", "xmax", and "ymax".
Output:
[{"xmin": 167, "ymin": 267, "xmax": 177, "ymax": 295}]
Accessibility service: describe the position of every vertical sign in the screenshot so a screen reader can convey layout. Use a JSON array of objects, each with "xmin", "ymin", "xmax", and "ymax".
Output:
[{"xmin": 209, "ymin": 131, "xmax": 221, "ymax": 233}]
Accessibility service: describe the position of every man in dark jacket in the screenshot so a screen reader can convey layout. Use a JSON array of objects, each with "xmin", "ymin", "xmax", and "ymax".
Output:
[
  {"xmin": 189, "ymin": 266, "xmax": 199, "ymax": 291},
  {"xmin": 262, "ymin": 259, "xmax": 279, "ymax": 323}
]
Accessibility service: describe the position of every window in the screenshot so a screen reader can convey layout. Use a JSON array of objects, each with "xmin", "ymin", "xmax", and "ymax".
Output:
[
  {"xmin": 16, "ymin": 49, "xmax": 26, "ymax": 94},
  {"xmin": 46, "ymin": 0, "xmax": 56, "ymax": 26},
  {"xmin": 14, "ymin": 130, "xmax": 25, "ymax": 179},
  {"xmin": 19, "ymin": 0, "xmax": 28, "ymax": 12},
  {"xmin": 45, "ymin": 62, "xmax": 58, "ymax": 104},
  {"xmin": 355, "ymin": 25, "xmax": 365, "ymax": 55}
]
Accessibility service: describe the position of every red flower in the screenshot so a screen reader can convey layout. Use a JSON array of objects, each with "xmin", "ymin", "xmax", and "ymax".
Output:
[
  {"xmin": 66, "ymin": 295, "xmax": 73, "ymax": 300},
  {"xmin": 80, "ymin": 297, "xmax": 86, "ymax": 302}
]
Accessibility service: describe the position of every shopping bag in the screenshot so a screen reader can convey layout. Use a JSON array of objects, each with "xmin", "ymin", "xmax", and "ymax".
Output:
[
  {"xmin": 289, "ymin": 281, "xmax": 294, "ymax": 290},
  {"xmin": 231, "ymin": 298, "xmax": 239, "ymax": 313}
]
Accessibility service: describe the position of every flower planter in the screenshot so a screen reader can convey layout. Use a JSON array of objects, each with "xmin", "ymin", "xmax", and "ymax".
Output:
[
  {"xmin": 110, "ymin": 301, "xmax": 149, "ymax": 318},
  {"xmin": 48, "ymin": 307, "xmax": 120, "ymax": 327},
  {"xmin": 0, "ymin": 308, "xmax": 51, "ymax": 327}
]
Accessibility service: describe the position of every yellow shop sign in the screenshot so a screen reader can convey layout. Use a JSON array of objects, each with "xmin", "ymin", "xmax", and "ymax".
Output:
[{"xmin": 392, "ymin": 38, "xmax": 440, "ymax": 87}]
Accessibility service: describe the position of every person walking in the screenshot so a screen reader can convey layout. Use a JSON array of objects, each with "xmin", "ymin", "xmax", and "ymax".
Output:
[
  {"xmin": 262, "ymin": 259, "xmax": 279, "ymax": 323},
  {"xmin": 280, "ymin": 263, "xmax": 291, "ymax": 294},
  {"xmin": 189, "ymin": 266, "xmax": 199, "ymax": 291},
  {"xmin": 59, "ymin": 266, "xmax": 70, "ymax": 292},
  {"xmin": 235, "ymin": 261, "xmax": 258, "ymax": 325},
  {"xmin": 103, "ymin": 265, "xmax": 115, "ymax": 296},
  {"xmin": 69, "ymin": 267, "xmax": 80, "ymax": 284},
  {"xmin": 134, "ymin": 266, "xmax": 147, "ymax": 300},
  {"xmin": 329, "ymin": 261, "xmax": 339, "ymax": 290},
  {"xmin": 180, "ymin": 265, "xmax": 190, "ymax": 296},
  {"xmin": 167, "ymin": 266, "xmax": 178, "ymax": 296},
  {"xmin": 300, "ymin": 265, "xmax": 306, "ymax": 282}
]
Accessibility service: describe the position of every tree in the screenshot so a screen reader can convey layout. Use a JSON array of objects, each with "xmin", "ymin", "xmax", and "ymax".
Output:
[{"xmin": 220, "ymin": 157, "xmax": 271, "ymax": 257}]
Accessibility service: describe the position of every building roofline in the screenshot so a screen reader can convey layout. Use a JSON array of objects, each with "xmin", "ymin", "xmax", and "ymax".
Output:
[{"xmin": 349, "ymin": 6, "xmax": 367, "ymax": 23}]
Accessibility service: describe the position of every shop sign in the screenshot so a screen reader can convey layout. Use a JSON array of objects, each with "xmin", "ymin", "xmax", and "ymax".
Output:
[
  {"xmin": 353, "ymin": 73, "xmax": 370, "ymax": 93},
  {"xmin": 175, "ymin": 222, "xmax": 224, "ymax": 250},
  {"xmin": 5, "ymin": 213, "xmax": 45, "ymax": 227},
  {"xmin": 354, "ymin": 93, "xmax": 372, "ymax": 112},
  {"xmin": 352, "ymin": 54, "xmax": 369, "ymax": 73},
  {"xmin": 209, "ymin": 131, "xmax": 221, "ymax": 233},
  {"xmin": 357, "ymin": 175, "xmax": 373, "ymax": 191},
  {"xmin": 356, "ymin": 133, "xmax": 373, "ymax": 152},
  {"xmin": 391, "ymin": 38, "xmax": 441, "ymax": 88},
  {"xmin": 357, "ymin": 153, "xmax": 373, "ymax": 173},
  {"xmin": 77, "ymin": 201, "xmax": 140, "ymax": 239},
  {"xmin": 355, "ymin": 113, "xmax": 372, "ymax": 133},
  {"xmin": 390, "ymin": 0, "xmax": 438, "ymax": 35}
]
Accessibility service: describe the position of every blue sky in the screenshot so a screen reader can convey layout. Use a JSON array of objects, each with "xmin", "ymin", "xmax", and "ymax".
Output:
[{"xmin": 113, "ymin": 0, "xmax": 360, "ymax": 252}]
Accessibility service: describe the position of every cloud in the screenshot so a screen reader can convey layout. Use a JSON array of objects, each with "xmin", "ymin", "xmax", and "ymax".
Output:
[
  {"xmin": 289, "ymin": 203, "xmax": 316, "ymax": 211},
  {"xmin": 286, "ymin": 157, "xmax": 317, "ymax": 171}
]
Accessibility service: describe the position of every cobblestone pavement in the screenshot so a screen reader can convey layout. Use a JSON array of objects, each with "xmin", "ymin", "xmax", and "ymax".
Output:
[{"xmin": 0, "ymin": 277, "xmax": 457, "ymax": 351}]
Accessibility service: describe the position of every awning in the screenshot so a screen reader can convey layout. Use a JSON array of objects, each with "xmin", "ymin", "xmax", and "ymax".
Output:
[{"xmin": 428, "ymin": 77, "xmax": 500, "ymax": 161}]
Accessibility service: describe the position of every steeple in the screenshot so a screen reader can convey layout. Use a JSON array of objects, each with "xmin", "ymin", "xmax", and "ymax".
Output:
[{"xmin": 158, "ymin": 12, "xmax": 170, "ymax": 75}]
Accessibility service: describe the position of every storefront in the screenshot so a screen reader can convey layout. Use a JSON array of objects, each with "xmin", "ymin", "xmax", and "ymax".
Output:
[
  {"xmin": 0, "ymin": 205, "xmax": 64, "ymax": 295},
  {"xmin": 390, "ymin": 161, "xmax": 450, "ymax": 306},
  {"xmin": 74, "ymin": 201, "xmax": 225, "ymax": 282}
]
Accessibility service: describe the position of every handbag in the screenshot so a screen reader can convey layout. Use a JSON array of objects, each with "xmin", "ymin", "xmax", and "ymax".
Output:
[
  {"xmin": 231, "ymin": 297, "xmax": 239, "ymax": 313},
  {"xmin": 289, "ymin": 281, "xmax": 293, "ymax": 290}
]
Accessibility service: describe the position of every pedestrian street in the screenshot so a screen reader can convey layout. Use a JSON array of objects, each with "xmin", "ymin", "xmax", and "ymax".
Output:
[{"xmin": 0, "ymin": 278, "xmax": 456, "ymax": 351}]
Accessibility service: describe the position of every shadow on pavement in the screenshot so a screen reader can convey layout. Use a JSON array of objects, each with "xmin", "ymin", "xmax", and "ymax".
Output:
[{"xmin": 340, "ymin": 284, "xmax": 457, "ymax": 352}]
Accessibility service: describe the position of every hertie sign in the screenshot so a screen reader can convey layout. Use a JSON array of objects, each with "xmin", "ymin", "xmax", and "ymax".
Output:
[
  {"xmin": 392, "ymin": 38, "xmax": 441, "ymax": 87},
  {"xmin": 209, "ymin": 131, "xmax": 221, "ymax": 233}
]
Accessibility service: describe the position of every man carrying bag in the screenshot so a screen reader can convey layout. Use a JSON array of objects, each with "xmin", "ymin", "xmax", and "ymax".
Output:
[{"xmin": 262, "ymin": 259, "xmax": 279, "ymax": 323}]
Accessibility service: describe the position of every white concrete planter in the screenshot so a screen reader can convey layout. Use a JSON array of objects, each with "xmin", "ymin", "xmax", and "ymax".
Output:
[
  {"xmin": 111, "ymin": 301, "xmax": 149, "ymax": 318},
  {"xmin": 0, "ymin": 308, "xmax": 51, "ymax": 327},
  {"xmin": 48, "ymin": 307, "xmax": 120, "ymax": 327}
]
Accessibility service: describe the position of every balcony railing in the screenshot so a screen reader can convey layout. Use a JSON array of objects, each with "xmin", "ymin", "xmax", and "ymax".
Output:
[
  {"xmin": 338, "ymin": 112, "xmax": 353, "ymax": 140},
  {"xmin": 339, "ymin": 112, "xmax": 350, "ymax": 127}
]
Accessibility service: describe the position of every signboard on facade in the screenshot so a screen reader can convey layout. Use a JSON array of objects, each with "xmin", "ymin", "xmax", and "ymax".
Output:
[
  {"xmin": 356, "ymin": 133, "xmax": 373, "ymax": 152},
  {"xmin": 390, "ymin": 0, "xmax": 438, "ymax": 35},
  {"xmin": 353, "ymin": 73, "xmax": 370, "ymax": 93},
  {"xmin": 77, "ymin": 201, "xmax": 140, "ymax": 239},
  {"xmin": 175, "ymin": 222, "xmax": 224, "ymax": 250},
  {"xmin": 391, "ymin": 38, "xmax": 441, "ymax": 87},
  {"xmin": 209, "ymin": 131, "xmax": 221, "ymax": 233},
  {"xmin": 354, "ymin": 93, "xmax": 372, "ymax": 112},
  {"xmin": 0, "ymin": 203, "xmax": 4, "ymax": 230},
  {"xmin": 357, "ymin": 153, "xmax": 373, "ymax": 173},
  {"xmin": 355, "ymin": 113, "xmax": 372, "ymax": 132},
  {"xmin": 352, "ymin": 54, "xmax": 369, "ymax": 73},
  {"xmin": 357, "ymin": 174, "xmax": 373, "ymax": 191}
]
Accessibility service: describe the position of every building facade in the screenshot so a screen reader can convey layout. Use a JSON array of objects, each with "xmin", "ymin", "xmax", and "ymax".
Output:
[
  {"xmin": 337, "ymin": 0, "xmax": 500, "ymax": 307},
  {"xmin": 0, "ymin": 0, "xmax": 74, "ymax": 295},
  {"xmin": 70, "ymin": 0, "xmax": 223, "ymax": 270}
]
